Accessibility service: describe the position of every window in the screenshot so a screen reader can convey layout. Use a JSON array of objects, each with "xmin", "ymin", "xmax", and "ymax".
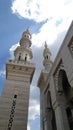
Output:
[
  {"xmin": 7, "ymin": 95, "xmax": 17, "ymax": 130},
  {"xmin": 18, "ymin": 53, "xmax": 21, "ymax": 61},
  {"xmin": 14, "ymin": 94, "xmax": 17, "ymax": 98},
  {"xmin": 46, "ymin": 55, "xmax": 48, "ymax": 59},
  {"xmin": 25, "ymin": 54, "xmax": 27, "ymax": 61}
]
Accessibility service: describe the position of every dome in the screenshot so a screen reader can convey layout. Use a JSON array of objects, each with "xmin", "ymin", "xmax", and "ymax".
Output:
[
  {"xmin": 22, "ymin": 28, "xmax": 31, "ymax": 39},
  {"xmin": 19, "ymin": 28, "xmax": 32, "ymax": 47}
]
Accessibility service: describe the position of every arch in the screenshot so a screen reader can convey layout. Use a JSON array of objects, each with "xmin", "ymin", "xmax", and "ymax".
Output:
[
  {"xmin": 58, "ymin": 69, "xmax": 73, "ymax": 130},
  {"xmin": 58, "ymin": 69, "xmax": 71, "ymax": 98},
  {"xmin": 25, "ymin": 54, "xmax": 27, "ymax": 61},
  {"xmin": 46, "ymin": 55, "xmax": 48, "ymax": 59},
  {"xmin": 18, "ymin": 53, "xmax": 21, "ymax": 61}
]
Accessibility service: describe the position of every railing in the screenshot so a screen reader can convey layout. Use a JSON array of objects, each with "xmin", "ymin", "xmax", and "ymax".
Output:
[{"xmin": 7, "ymin": 60, "xmax": 35, "ymax": 67}]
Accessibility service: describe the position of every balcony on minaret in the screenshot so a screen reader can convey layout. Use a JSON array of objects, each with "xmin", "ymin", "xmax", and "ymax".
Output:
[
  {"xmin": 6, "ymin": 28, "xmax": 34, "ymax": 67},
  {"xmin": 14, "ymin": 46, "xmax": 32, "ymax": 63},
  {"xmin": 7, "ymin": 59, "xmax": 35, "ymax": 67},
  {"xmin": 13, "ymin": 28, "xmax": 33, "ymax": 64}
]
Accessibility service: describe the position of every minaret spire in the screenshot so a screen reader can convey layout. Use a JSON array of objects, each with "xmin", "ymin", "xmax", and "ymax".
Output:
[
  {"xmin": 43, "ymin": 41, "xmax": 53, "ymax": 72},
  {"xmin": 45, "ymin": 41, "xmax": 48, "ymax": 48}
]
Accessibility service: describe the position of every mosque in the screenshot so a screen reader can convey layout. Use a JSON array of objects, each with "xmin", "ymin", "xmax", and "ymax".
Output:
[{"xmin": 0, "ymin": 21, "xmax": 73, "ymax": 130}]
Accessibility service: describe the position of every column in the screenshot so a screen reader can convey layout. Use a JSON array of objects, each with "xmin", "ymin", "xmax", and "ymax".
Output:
[
  {"xmin": 43, "ymin": 108, "xmax": 52, "ymax": 130},
  {"xmin": 55, "ymin": 105, "xmax": 70, "ymax": 130}
]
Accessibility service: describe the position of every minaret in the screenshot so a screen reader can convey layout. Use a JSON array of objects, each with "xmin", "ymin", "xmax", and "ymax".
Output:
[
  {"xmin": 43, "ymin": 41, "xmax": 52, "ymax": 72},
  {"xmin": 38, "ymin": 42, "xmax": 53, "ymax": 90},
  {"xmin": 37, "ymin": 42, "xmax": 53, "ymax": 130},
  {"xmin": 0, "ymin": 28, "xmax": 35, "ymax": 130}
]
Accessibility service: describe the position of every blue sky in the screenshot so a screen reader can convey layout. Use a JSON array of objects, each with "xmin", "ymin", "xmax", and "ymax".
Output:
[{"xmin": 0, "ymin": 0, "xmax": 73, "ymax": 130}]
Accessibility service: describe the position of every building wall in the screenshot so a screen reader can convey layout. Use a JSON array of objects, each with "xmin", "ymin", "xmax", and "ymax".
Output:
[{"xmin": 38, "ymin": 21, "xmax": 73, "ymax": 130}]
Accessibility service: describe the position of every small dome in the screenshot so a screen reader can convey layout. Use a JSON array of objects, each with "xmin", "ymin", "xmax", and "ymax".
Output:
[
  {"xmin": 22, "ymin": 28, "xmax": 31, "ymax": 39},
  {"xmin": 20, "ymin": 28, "xmax": 32, "ymax": 47}
]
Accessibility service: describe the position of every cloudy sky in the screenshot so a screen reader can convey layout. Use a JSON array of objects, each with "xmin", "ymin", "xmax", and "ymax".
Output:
[{"xmin": 0, "ymin": 0, "xmax": 73, "ymax": 130}]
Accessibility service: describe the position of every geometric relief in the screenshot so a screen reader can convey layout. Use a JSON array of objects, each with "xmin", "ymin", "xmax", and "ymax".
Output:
[
  {"xmin": 54, "ymin": 61, "xmax": 64, "ymax": 93},
  {"xmin": 7, "ymin": 95, "xmax": 17, "ymax": 130},
  {"xmin": 68, "ymin": 37, "xmax": 73, "ymax": 56}
]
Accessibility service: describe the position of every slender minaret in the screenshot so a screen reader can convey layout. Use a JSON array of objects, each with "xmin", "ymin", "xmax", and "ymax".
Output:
[
  {"xmin": 0, "ymin": 28, "xmax": 35, "ymax": 130},
  {"xmin": 43, "ymin": 41, "xmax": 52, "ymax": 71},
  {"xmin": 38, "ymin": 42, "xmax": 53, "ymax": 130}
]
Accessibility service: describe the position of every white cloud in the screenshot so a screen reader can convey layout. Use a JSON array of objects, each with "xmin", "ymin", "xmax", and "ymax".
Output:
[
  {"xmin": 28, "ymin": 85, "xmax": 40, "ymax": 120},
  {"xmin": 9, "ymin": 43, "xmax": 19, "ymax": 52},
  {"xmin": 9, "ymin": 43, "xmax": 19, "ymax": 58},
  {"xmin": 0, "ymin": 70, "xmax": 6, "ymax": 77},
  {"xmin": 11, "ymin": 0, "xmax": 73, "ymax": 48},
  {"xmin": 28, "ymin": 99, "xmax": 40, "ymax": 120},
  {"xmin": 11, "ymin": 0, "xmax": 73, "ymax": 22},
  {"xmin": 32, "ymin": 18, "xmax": 72, "ymax": 47},
  {"xmin": 27, "ymin": 124, "xmax": 31, "ymax": 130}
]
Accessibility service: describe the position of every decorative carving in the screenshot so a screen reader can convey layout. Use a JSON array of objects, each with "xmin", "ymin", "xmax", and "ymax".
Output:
[
  {"xmin": 68, "ymin": 37, "xmax": 73, "ymax": 56},
  {"xmin": 7, "ymin": 95, "xmax": 17, "ymax": 130},
  {"xmin": 54, "ymin": 61, "xmax": 64, "ymax": 93}
]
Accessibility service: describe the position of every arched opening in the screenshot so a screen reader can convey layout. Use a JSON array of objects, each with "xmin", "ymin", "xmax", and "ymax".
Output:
[
  {"xmin": 58, "ymin": 70, "xmax": 71, "ymax": 98},
  {"xmin": 46, "ymin": 55, "xmax": 48, "ymax": 59},
  {"xmin": 25, "ymin": 54, "xmax": 27, "ymax": 61},
  {"xmin": 18, "ymin": 53, "xmax": 21, "ymax": 61},
  {"xmin": 58, "ymin": 70, "xmax": 73, "ymax": 130}
]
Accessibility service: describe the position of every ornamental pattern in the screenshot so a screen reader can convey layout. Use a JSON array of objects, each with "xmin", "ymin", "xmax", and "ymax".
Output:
[
  {"xmin": 69, "ymin": 41, "xmax": 73, "ymax": 55},
  {"xmin": 54, "ymin": 61, "xmax": 64, "ymax": 92},
  {"xmin": 7, "ymin": 95, "xmax": 17, "ymax": 130},
  {"xmin": 69, "ymin": 40, "xmax": 73, "ymax": 56}
]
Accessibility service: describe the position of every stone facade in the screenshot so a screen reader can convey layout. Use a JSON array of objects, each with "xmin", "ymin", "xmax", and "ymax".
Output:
[
  {"xmin": 38, "ymin": 21, "xmax": 73, "ymax": 130},
  {"xmin": 0, "ymin": 29, "xmax": 35, "ymax": 130}
]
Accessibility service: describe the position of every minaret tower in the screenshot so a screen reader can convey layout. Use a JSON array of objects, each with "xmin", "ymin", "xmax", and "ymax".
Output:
[
  {"xmin": 43, "ymin": 41, "xmax": 52, "ymax": 71},
  {"xmin": 0, "ymin": 28, "xmax": 35, "ymax": 130},
  {"xmin": 38, "ymin": 41, "xmax": 53, "ymax": 90},
  {"xmin": 38, "ymin": 42, "xmax": 53, "ymax": 130}
]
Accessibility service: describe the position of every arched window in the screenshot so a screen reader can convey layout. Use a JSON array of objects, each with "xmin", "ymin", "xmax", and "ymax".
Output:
[
  {"xmin": 27, "ymin": 35, "xmax": 29, "ymax": 38},
  {"xmin": 18, "ymin": 53, "xmax": 21, "ymax": 61},
  {"xmin": 58, "ymin": 69, "xmax": 71, "ymax": 96},
  {"xmin": 25, "ymin": 54, "xmax": 27, "ymax": 61},
  {"xmin": 45, "ymin": 55, "xmax": 48, "ymax": 59},
  {"xmin": 46, "ymin": 55, "xmax": 48, "ymax": 59}
]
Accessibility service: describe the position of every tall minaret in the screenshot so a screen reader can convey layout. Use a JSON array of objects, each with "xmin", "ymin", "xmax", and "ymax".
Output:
[
  {"xmin": 0, "ymin": 28, "xmax": 35, "ymax": 130},
  {"xmin": 38, "ymin": 42, "xmax": 53, "ymax": 130}
]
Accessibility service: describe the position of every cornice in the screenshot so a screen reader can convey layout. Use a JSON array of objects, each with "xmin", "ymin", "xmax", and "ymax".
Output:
[{"xmin": 6, "ymin": 60, "xmax": 35, "ymax": 83}]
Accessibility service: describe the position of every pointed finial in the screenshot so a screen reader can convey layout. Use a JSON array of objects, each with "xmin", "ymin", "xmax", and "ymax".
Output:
[
  {"xmin": 45, "ymin": 41, "xmax": 48, "ymax": 49},
  {"xmin": 26, "ymin": 26, "xmax": 29, "ymax": 32},
  {"xmin": 25, "ymin": 27, "xmax": 32, "ymax": 38}
]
